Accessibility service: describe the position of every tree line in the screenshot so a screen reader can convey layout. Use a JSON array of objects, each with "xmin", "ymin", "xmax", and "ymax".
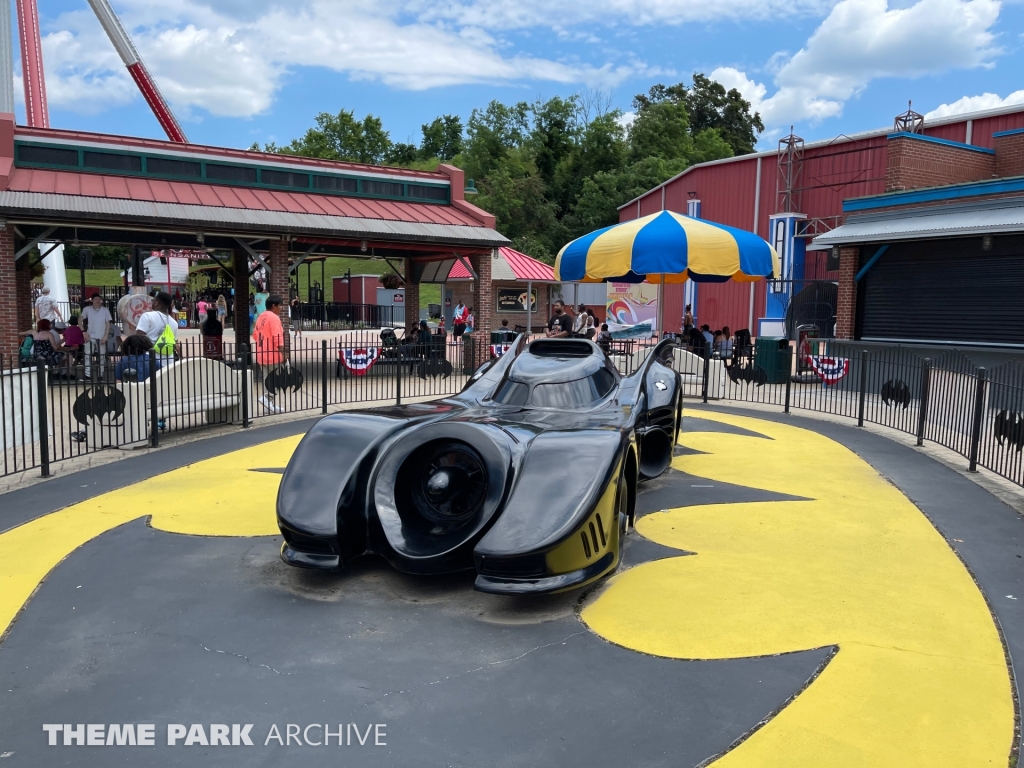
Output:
[{"xmin": 254, "ymin": 74, "xmax": 764, "ymax": 264}]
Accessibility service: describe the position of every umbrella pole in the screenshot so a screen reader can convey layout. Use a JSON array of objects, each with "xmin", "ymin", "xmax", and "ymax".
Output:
[{"xmin": 657, "ymin": 274, "xmax": 665, "ymax": 339}]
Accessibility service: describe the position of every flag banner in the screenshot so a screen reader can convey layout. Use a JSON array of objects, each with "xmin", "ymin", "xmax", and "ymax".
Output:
[
  {"xmin": 491, "ymin": 344, "xmax": 512, "ymax": 358},
  {"xmin": 804, "ymin": 355, "xmax": 850, "ymax": 385},
  {"xmin": 340, "ymin": 347, "xmax": 380, "ymax": 376}
]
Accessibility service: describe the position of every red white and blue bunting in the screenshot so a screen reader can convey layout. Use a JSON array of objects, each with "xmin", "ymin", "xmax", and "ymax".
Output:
[
  {"xmin": 491, "ymin": 344, "xmax": 513, "ymax": 359},
  {"xmin": 340, "ymin": 347, "xmax": 380, "ymax": 376},
  {"xmin": 804, "ymin": 355, "xmax": 850, "ymax": 385}
]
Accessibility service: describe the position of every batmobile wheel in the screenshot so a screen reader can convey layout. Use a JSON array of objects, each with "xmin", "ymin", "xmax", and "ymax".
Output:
[
  {"xmin": 372, "ymin": 422, "xmax": 512, "ymax": 567},
  {"xmin": 409, "ymin": 441, "xmax": 488, "ymax": 527}
]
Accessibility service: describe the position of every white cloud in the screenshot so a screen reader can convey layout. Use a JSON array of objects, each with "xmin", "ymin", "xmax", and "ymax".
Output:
[
  {"xmin": 925, "ymin": 89, "xmax": 1024, "ymax": 117},
  {"xmin": 410, "ymin": 0, "xmax": 832, "ymax": 29},
  {"xmin": 37, "ymin": 0, "xmax": 651, "ymax": 119},
  {"xmin": 706, "ymin": 0, "xmax": 1002, "ymax": 127},
  {"xmin": 616, "ymin": 111, "xmax": 635, "ymax": 129}
]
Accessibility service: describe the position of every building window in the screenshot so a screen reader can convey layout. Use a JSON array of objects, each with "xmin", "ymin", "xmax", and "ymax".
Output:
[
  {"xmin": 313, "ymin": 175, "xmax": 358, "ymax": 193},
  {"xmin": 261, "ymin": 169, "xmax": 310, "ymax": 188},
  {"xmin": 206, "ymin": 164, "xmax": 258, "ymax": 183},
  {"xmin": 147, "ymin": 157, "xmax": 202, "ymax": 177},
  {"xmin": 408, "ymin": 185, "xmax": 448, "ymax": 201},
  {"xmin": 83, "ymin": 151, "xmax": 143, "ymax": 172},
  {"xmin": 17, "ymin": 145, "xmax": 78, "ymax": 166},
  {"xmin": 362, "ymin": 180, "xmax": 404, "ymax": 197}
]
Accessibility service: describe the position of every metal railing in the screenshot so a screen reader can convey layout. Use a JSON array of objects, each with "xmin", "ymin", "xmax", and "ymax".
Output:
[
  {"xmin": 2, "ymin": 335, "xmax": 1022, "ymax": 490},
  {"xmin": 1, "ymin": 330, "xmax": 470, "ymax": 478}
]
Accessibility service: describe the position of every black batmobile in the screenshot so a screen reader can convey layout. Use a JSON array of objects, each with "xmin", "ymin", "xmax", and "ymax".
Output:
[{"xmin": 277, "ymin": 337, "xmax": 682, "ymax": 594}]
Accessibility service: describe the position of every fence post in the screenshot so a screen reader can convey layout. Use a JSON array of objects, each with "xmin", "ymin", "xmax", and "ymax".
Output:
[
  {"xmin": 916, "ymin": 358, "xmax": 931, "ymax": 447},
  {"xmin": 784, "ymin": 346, "xmax": 792, "ymax": 414},
  {"xmin": 395, "ymin": 338, "xmax": 402, "ymax": 406},
  {"xmin": 240, "ymin": 343, "xmax": 250, "ymax": 428},
  {"xmin": 35, "ymin": 364, "xmax": 50, "ymax": 478},
  {"xmin": 321, "ymin": 340, "xmax": 328, "ymax": 415},
  {"xmin": 968, "ymin": 367, "xmax": 987, "ymax": 473},
  {"xmin": 148, "ymin": 349, "xmax": 159, "ymax": 448},
  {"xmin": 857, "ymin": 349, "xmax": 868, "ymax": 427},
  {"xmin": 702, "ymin": 344, "xmax": 710, "ymax": 404}
]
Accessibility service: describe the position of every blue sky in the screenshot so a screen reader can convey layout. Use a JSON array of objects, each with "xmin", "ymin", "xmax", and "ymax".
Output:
[{"xmin": 17, "ymin": 0, "xmax": 1024, "ymax": 151}]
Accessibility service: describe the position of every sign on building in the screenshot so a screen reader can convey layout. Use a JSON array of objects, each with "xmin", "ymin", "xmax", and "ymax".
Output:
[{"xmin": 496, "ymin": 287, "xmax": 537, "ymax": 312}]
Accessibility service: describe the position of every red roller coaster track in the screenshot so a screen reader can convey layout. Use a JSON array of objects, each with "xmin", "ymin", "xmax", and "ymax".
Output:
[{"xmin": 15, "ymin": 0, "xmax": 188, "ymax": 142}]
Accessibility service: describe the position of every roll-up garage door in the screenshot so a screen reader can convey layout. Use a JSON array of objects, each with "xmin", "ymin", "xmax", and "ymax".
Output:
[{"xmin": 858, "ymin": 235, "xmax": 1024, "ymax": 346}]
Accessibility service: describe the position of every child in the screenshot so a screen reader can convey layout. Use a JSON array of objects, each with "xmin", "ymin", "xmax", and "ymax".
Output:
[{"xmin": 115, "ymin": 335, "xmax": 158, "ymax": 383}]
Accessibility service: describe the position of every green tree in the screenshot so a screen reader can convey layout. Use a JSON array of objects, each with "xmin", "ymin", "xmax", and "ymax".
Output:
[
  {"xmin": 628, "ymin": 98, "xmax": 693, "ymax": 162},
  {"xmin": 283, "ymin": 109, "xmax": 393, "ymax": 164},
  {"xmin": 462, "ymin": 100, "xmax": 530, "ymax": 182},
  {"xmin": 419, "ymin": 115, "xmax": 464, "ymax": 162},
  {"xmin": 632, "ymin": 74, "xmax": 764, "ymax": 156},
  {"xmin": 385, "ymin": 142, "xmax": 419, "ymax": 166},
  {"xmin": 529, "ymin": 96, "xmax": 581, "ymax": 188},
  {"xmin": 685, "ymin": 73, "xmax": 764, "ymax": 155}
]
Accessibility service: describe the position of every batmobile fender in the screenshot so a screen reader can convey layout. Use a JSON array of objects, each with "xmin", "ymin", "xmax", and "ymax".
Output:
[
  {"xmin": 369, "ymin": 421, "xmax": 514, "ymax": 574},
  {"xmin": 277, "ymin": 412, "xmax": 406, "ymax": 567},
  {"xmin": 472, "ymin": 429, "xmax": 627, "ymax": 592}
]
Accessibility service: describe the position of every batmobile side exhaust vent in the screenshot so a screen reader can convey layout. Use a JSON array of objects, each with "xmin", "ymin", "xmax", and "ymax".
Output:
[
  {"xmin": 580, "ymin": 514, "xmax": 608, "ymax": 560},
  {"xmin": 528, "ymin": 340, "xmax": 594, "ymax": 358}
]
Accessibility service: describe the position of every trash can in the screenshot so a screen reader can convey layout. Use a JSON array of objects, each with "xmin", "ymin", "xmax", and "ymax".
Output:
[
  {"xmin": 463, "ymin": 334, "xmax": 476, "ymax": 375},
  {"xmin": 755, "ymin": 336, "xmax": 790, "ymax": 384},
  {"xmin": 428, "ymin": 303, "xmax": 441, "ymax": 318}
]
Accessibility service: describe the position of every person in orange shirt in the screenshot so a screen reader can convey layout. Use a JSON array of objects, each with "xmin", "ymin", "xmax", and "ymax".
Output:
[{"xmin": 252, "ymin": 295, "xmax": 288, "ymax": 413}]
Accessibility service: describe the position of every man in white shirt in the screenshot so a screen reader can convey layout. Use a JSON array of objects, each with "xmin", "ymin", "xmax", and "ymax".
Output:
[
  {"xmin": 35, "ymin": 287, "xmax": 63, "ymax": 325},
  {"xmin": 81, "ymin": 293, "xmax": 112, "ymax": 378},
  {"xmin": 135, "ymin": 291, "xmax": 179, "ymax": 364}
]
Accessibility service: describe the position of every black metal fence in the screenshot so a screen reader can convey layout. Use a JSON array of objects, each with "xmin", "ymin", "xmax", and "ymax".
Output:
[
  {"xmin": 2, "ymin": 334, "xmax": 1023, "ymax": 491},
  {"xmin": 1, "ymin": 330, "xmax": 469, "ymax": 479},
  {"xmin": 673, "ymin": 339, "xmax": 1024, "ymax": 488},
  {"xmin": 292, "ymin": 302, "xmax": 404, "ymax": 331}
]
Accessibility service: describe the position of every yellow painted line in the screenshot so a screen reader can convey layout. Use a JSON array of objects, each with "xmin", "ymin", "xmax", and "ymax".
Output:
[
  {"xmin": 582, "ymin": 412, "xmax": 1013, "ymax": 767},
  {"xmin": 0, "ymin": 436, "xmax": 301, "ymax": 640}
]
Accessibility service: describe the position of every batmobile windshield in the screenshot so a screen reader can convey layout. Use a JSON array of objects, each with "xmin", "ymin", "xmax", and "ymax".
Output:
[{"xmin": 493, "ymin": 367, "xmax": 617, "ymax": 408}]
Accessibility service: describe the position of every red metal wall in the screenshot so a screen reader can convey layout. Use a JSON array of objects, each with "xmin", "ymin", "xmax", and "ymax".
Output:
[
  {"xmin": 617, "ymin": 107, "xmax": 1024, "ymax": 334},
  {"xmin": 971, "ymin": 112, "xmax": 1024, "ymax": 147}
]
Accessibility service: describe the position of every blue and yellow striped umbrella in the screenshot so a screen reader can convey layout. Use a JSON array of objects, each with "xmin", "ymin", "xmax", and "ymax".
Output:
[{"xmin": 554, "ymin": 210, "xmax": 780, "ymax": 284}]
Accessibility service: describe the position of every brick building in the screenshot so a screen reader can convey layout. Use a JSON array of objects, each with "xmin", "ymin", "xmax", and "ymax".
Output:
[
  {"xmin": 445, "ymin": 246, "xmax": 558, "ymax": 333},
  {"xmin": 620, "ymin": 103, "xmax": 1024, "ymax": 346}
]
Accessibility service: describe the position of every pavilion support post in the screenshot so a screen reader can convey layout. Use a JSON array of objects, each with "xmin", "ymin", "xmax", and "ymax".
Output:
[
  {"xmin": 469, "ymin": 251, "xmax": 494, "ymax": 370},
  {"xmin": 0, "ymin": 224, "xmax": 29, "ymax": 354},
  {"xmin": 232, "ymin": 247, "xmax": 250, "ymax": 344},
  {"xmin": 403, "ymin": 258, "xmax": 419, "ymax": 332},
  {"xmin": 268, "ymin": 240, "xmax": 290, "ymax": 353}
]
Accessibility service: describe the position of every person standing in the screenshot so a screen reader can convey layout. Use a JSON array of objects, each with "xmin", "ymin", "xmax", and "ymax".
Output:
[
  {"xmin": 683, "ymin": 304, "xmax": 694, "ymax": 333},
  {"xmin": 135, "ymin": 291, "xmax": 179, "ymax": 365},
  {"xmin": 573, "ymin": 304, "xmax": 589, "ymax": 336},
  {"xmin": 253, "ymin": 295, "xmax": 288, "ymax": 414},
  {"xmin": 452, "ymin": 301, "xmax": 467, "ymax": 339},
  {"xmin": 81, "ymin": 293, "xmax": 112, "ymax": 379},
  {"xmin": 216, "ymin": 294, "xmax": 228, "ymax": 325},
  {"xmin": 254, "ymin": 289, "xmax": 269, "ymax": 318},
  {"xmin": 290, "ymin": 297, "xmax": 303, "ymax": 339},
  {"xmin": 35, "ymin": 286, "xmax": 63, "ymax": 326},
  {"xmin": 546, "ymin": 300, "xmax": 572, "ymax": 338}
]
